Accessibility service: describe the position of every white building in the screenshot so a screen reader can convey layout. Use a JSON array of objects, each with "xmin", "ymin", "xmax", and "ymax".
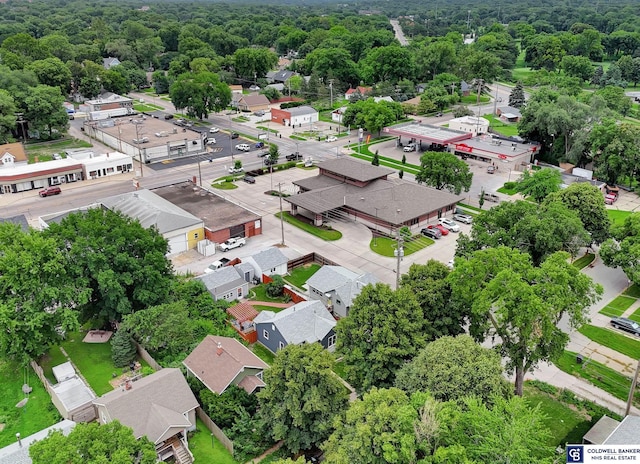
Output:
[
  {"xmin": 448, "ymin": 116, "xmax": 490, "ymax": 136},
  {"xmin": 80, "ymin": 93, "xmax": 135, "ymax": 121},
  {"xmin": 66, "ymin": 151, "xmax": 133, "ymax": 180}
]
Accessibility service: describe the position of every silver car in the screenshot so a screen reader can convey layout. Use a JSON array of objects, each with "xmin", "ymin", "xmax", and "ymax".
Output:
[
  {"xmin": 439, "ymin": 218, "xmax": 460, "ymax": 232},
  {"xmin": 453, "ymin": 213, "xmax": 473, "ymax": 224}
]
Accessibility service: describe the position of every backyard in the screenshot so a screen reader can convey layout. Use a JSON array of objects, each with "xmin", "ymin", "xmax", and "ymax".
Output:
[
  {"xmin": 283, "ymin": 263, "xmax": 320, "ymax": 289},
  {"xmin": 25, "ymin": 138, "xmax": 93, "ymax": 163},
  {"xmin": 189, "ymin": 419, "xmax": 238, "ymax": 464},
  {"xmin": 0, "ymin": 360, "xmax": 60, "ymax": 447}
]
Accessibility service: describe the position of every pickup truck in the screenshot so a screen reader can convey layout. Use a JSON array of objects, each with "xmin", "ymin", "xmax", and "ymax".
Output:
[
  {"xmin": 286, "ymin": 152, "xmax": 302, "ymax": 161},
  {"xmin": 204, "ymin": 258, "xmax": 230, "ymax": 273},
  {"xmin": 219, "ymin": 237, "xmax": 246, "ymax": 251},
  {"xmin": 479, "ymin": 192, "xmax": 500, "ymax": 203}
]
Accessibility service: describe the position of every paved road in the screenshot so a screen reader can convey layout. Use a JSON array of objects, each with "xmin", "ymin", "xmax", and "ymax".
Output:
[{"xmin": 389, "ymin": 19, "xmax": 409, "ymax": 46}]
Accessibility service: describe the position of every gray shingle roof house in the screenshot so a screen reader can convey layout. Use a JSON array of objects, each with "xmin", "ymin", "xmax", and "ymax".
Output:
[
  {"xmin": 93, "ymin": 368, "xmax": 198, "ymax": 463},
  {"xmin": 583, "ymin": 415, "xmax": 640, "ymax": 445},
  {"xmin": 103, "ymin": 57, "xmax": 121, "ymax": 69},
  {"xmin": 198, "ymin": 265, "xmax": 249, "ymax": 302},
  {"xmin": 0, "ymin": 420, "xmax": 76, "ymax": 464},
  {"xmin": 497, "ymin": 106, "xmax": 522, "ymax": 121},
  {"xmin": 306, "ymin": 265, "xmax": 378, "ymax": 318},
  {"xmin": 254, "ymin": 300, "xmax": 337, "ymax": 353},
  {"xmin": 0, "ymin": 214, "xmax": 29, "ymax": 231},
  {"xmin": 183, "ymin": 335, "xmax": 269, "ymax": 395},
  {"xmin": 244, "ymin": 247, "xmax": 289, "ymax": 282},
  {"xmin": 266, "ymin": 70, "xmax": 296, "ymax": 83}
]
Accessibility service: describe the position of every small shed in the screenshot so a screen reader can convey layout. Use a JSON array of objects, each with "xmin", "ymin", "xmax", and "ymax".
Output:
[{"xmin": 52, "ymin": 362, "xmax": 76, "ymax": 383}]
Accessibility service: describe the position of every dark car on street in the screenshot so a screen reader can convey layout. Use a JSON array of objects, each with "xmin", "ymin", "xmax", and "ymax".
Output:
[
  {"xmin": 231, "ymin": 132, "xmax": 240, "ymax": 139},
  {"xmin": 611, "ymin": 317, "xmax": 640, "ymax": 336},
  {"xmin": 421, "ymin": 227, "xmax": 441, "ymax": 239},
  {"xmin": 286, "ymin": 152, "xmax": 302, "ymax": 161},
  {"xmin": 243, "ymin": 175, "xmax": 256, "ymax": 184}
]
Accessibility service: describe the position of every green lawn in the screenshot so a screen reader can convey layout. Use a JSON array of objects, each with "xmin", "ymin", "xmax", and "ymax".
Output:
[
  {"xmin": 572, "ymin": 253, "xmax": 595, "ymax": 270},
  {"xmin": 333, "ymin": 360, "xmax": 348, "ymax": 381},
  {"xmin": 483, "ymin": 114, "xmax": 520, "ymax": 137},
  {"xmin": 599, "ymin": 295, "xmax": 636, "ymax": 317},
  {"xmin": 0, "ymin": 360, "xmax": 61, "ymax": 447},
  {"xmin": 189, "ymin": 418, "xmax": 239, "ymax": 464},
  {"xmin": 249, "ymin": 284, "xmax": 290, "ymax": 303},
  {"xmin": 252, "ymin": 304, "xmax": 286, "ymax": 313},
  {"xmin": 251, "ymin": 343, "xmax": 275, "ymax": 365},
  {"xmin": 629, "ymin": 307, "xmax": 640, "ymax": 324},
  {"xmin": 39, "ymin": 346, "xmax": 68, "ymax": 384},
  {"xmin": 608, "ymin": 209, "xmax": 632, "ymax": 226},
  {"xmin": 275, "ymin": 212, "xmax": 342, "ymax": 241},
  {"xmin": 133, "ymin": 102, "xmax": 163, "ymax": 112},
  {"xmin": 457, "ymin": 202, "xmax": 483, "ymax": 213},
  {"xmin": 579, "ymin": 325, "xmax": 640, "ymax": 360},
  {"xmin": 370, "ymin": 235, "xmax": 434, "ymax": 257},
  {"xmin": 555, "ymin": 351, "xmax": 639, "ymax": 406},
  {"xmin": 283, "ymin": 264, "xmax": 320, "ymax": 288},
  {"xmin": 460, "ymin": 95, "xmax": 490, "ymax": 104},
  {"xmin": 26, "ymin": 138, "xmax": 93, "ymax": 163},
  {"xmin": 496, "ymin": 185, "xmax": 518, "ymax": 195},
  {"xmin": 211, "ymin": 181, "xmax": 238, "ymax": 190},
  {"xmin": 511, "ymin": 67, "xmax": 537, "ymax": 82},
  {"xmin": 624, "ymin": 284, "xmax": 640, "ymax": 298},
  {"xmin": 523, "ymin": 383, "xmax": 592, "ymax": 446}
]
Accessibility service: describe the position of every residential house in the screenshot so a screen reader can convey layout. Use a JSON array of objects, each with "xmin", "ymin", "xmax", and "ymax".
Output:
[
  {"xmin": 271, "ymin": 105, "xmax": 318, "ymax": 127},
  {"xmin": 93, "ymin": 368, "xmax": 199, "ymax": 464},
  {"xmin": 266, "ymin": 70, "xmax": 296, "ymax": 84},
  {"xmin": 234, "ymin": 93, "xmax": 270, "ymax": 112},
  {"xmin": 183, "ymin": 335, "xmax": 269, "ymax": 395},
  {"xmin": 0, "ymin": 142, "xmax": 28, "ymax": 168},
  {"xmin": 331, "ymin": 107, "xmax": 347, "ymax": 124},
  {"xmin": 243, "ymin": 247, "xmax": 289, "ymax": 282},
  {"xmin": 198, "ymin": 265, "xmax": 248, "ymax": 302},
  {"xmin": 374, "ymin": 96, "xmax": 395, "ymax": 103},
  {"xmin": 460, "ymin": 80, "xmax": 471, "ymax": 96},
  {"xmin": 254, "ymin": 300, "xmax": 337, "ymax": 353},
  {"xmin": 345, "ymin": 86, "xmax": 372, "ymax": 101},
  {"xmin": 306, "ymin": 265, "xmax": 379, "ymax": 318},
  {"xmin": 496, "ymin": 105, "xmax": 522, "ymax": 123},
  {"xmin": 0, "ymin": 420, "xmax": 76, "ymax": 464},
  {"xmin": 583, "ymin": 415, "xmax": 640, "ymax": 445},
  {"xmin": 229, "ymin": 84, "xmax": 243, "ymax": 96},
  {"xmin": 0, "ymin": 214, "xmax": 29, "ymax": 231},
  {"xmin": 103, "ymin": 57, "xmax": 121, "ymax": 70}
]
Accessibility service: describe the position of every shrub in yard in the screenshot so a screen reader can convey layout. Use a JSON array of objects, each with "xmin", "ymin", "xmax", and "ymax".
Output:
[
  {"xmin": 504, "ymin": 181, "xmax": 517, "ymax": 190},
  {"xmin": 266, "ymin": 275, "xmax": 285, "ymax": 297},
  {"xmin": 111, "ymin": 330, "xmax": 137, "ymax": 368},
  {"xmin": 526, "ymin": 380, "xmax": 557, "ymax": 395}
]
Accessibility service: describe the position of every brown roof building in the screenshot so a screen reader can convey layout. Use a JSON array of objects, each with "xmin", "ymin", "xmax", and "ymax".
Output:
[{"xmin": 183, "ymin": 335, "xmax": 269, "ymax": 395}]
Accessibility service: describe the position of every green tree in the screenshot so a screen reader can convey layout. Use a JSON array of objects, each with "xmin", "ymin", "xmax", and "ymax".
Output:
[
  {"xmin": 152, "ymin": 70, "xmax": 170, "ymax": 94},
  {"xmin": 415, "ymin": 151, "xmax": 473, "ymax": 195},
  {"xmin": 592, "ymin": 86, "xmax": 632, "ymax": 116},
  {"xmin": 323, "ymin": 388, "xmax": 426, "ymax": 464},
  {"xmin": 43, "ymin": 208, "xmax": 174, "ymax": 322},
  {"xmin": 508, "ymin": 82, "xmax": 525, "ymax": 108},
  {"xmin": 544, "ymin": 182, "xmax": 611, "ymax": 246},
  {"xmin": 601, "ymin": 213, "xmax": 640, "ymax": 285},
  {"xmin": 111, "ymin": 329, "xmax": 137, "ymax": 368},
  {"xmin": 360, "ymin": 45, "xmax": 415, "ymax": 84},
  {"xmin": 336, "ymin": 283, "xmax": 426, "ymax": 392},
  {"xmin": 416, "ymin": 40, "xmax": 457, "ymax": 80},
  {"xmin": 590, "ymin": 120, "xmax": 640, "ymax": 186},
  {"xmin": 400, "ymin": 261, "xmax": 466, "ymax": 341},
  {"xmin": 0, "ymin": 89, "xmax": 17, "ymax": 143},
  {"xmin": 342, "ymin": 99, "xmax": 403, "ymax": 136},
  {"xmin": 266, "ymin": 275, "xmax": 285, "ymax": 297},
  {"xmin": 439, "ymin": 395, "xmax": 555, "ymax": 464},
  {"xmin": 395, "ymin": 335, "xmax": 509, "ymax": 405},
  {"xmin": 199, "ymin": 385, "xmax": 258, "ymax": 430},
  {"xmin": 0, "ymin": 224, "xmax": 90, "ymax": 363},
  {"xmin": 23, "ymin": 85, "xmax": 69, "ymax": 138},
  {"xmin": 26, "ymin": 57, "xmax": 72, "ymax": 94},
  {"xmin": 371, "ymin": 151, "xmax": 380, "ymax": 166},
  {"xmin": 525, "ymin": 34, "xmax": 565, "ymax": 71},
  {"xmin": 169, "ymin": 71, "xmax": 231, "ymax": 119},
  {"xmin": 456, "ymin": 200, "xmax": 589, "ymax": 267},
  {"xmin": 233, "ymin": 47, "xmax": 278, "ymax": 81},
  {"xmin": 29, "ymin": 421, "xmax": 156, "ymax": 464},
  {"xmin": 515, "ymin": 168, "xmax": 562, "ymax": 203},
  {"xmin": 258, "ymin": 343, "xmax": 348, "ymax": 454},
  {"xmin": 268, "ymin": 143, "xmax": 280, "ymax": 165},
  {"xmin": 560, "ymin": 55, "xmax": 594, "ymax": 82},
  {"xmin": 448, "ymin": 247, "xmax": 602, "ymax": 395}
]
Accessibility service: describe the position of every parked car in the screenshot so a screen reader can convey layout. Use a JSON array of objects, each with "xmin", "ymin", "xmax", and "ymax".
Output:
[
  {"xmin": 427, "ymin": 224, "xmax": 449, "ymax": 236},
  {"xmin": 436, "ymin": 112, "xmax": 443, "ymax": 117},
  {"xmin": 231, "ymin": 132, "xmax": 240, "ymax": 139},
  {"xmin": 264, "ymin": 157, "xmax": 277, "ymax": 165},
  {"xmin": 253, "ymin": 110, "xmax": 265, "ymax": 117},
  {"xmin": 209, "ymin": 127, "xmax": 220, "ymax": 133},
  {"xmin": 326, "ymin": 136, "xmax": 338, "ymax": 142},
  {"xmin": 403, "ymin": 144, "xmax": 416, "ymax": 152},
  {"xmin": 258, "ymin": 151, "xmax": 269, "ymax": 157},
  {"xmin": 453, "ymin": 213, "xmax": 473, "ymax": 224},
  {"xmin": 439, "ymin": 218, "xmax": 460, "ymax": 232},
  {"xmin": 229, "ymin": 166, "xmax": 244, "ymax": 174},
  {"xmin": 479, "ymin": 192, "xmax": 499, "ymax": 202},
  {"xmin": 610, "ymin": 317, "xmax": 640, "ymax": 336},
  {"xmin": 255, "ymin": 141, "xmax": 265, "ymax": 149},
  {"xmin": 219, "ymin": 237, "xmax": 246, "ymax": 251},
  {"xmin": 164, "ymin": 114, "xmax": 174, "ymax": 120},
  {"xmin": 487, "ymin": 165, "xmax": 496, "ymax": 174},
  {"xmin": 52, "ymin": 153, "xmax": 62, "ymax": 160},
  {"xmin": 286, "ymin": 152, "xmax": 302, "ymax": 161},
  {"xmin": 39, "ymin": 186, "xmax": 61, "ymax": 197},
  {"xmin": 235, "ymin": 143, "xmax": 251, "ymax": 152},
  {"xmin": 421, "ymin": 227, "xmax": 441, "ymax": 239},
  {"xmin": 243, "ymin": 175, "xmax": 256, "ymax": 184},
  {"xmin": 206, "ymin": 138, "xmax": 217, "ymax": 145}
]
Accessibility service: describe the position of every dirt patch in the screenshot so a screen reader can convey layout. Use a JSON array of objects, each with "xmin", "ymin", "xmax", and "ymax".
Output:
[{"xmin": 82, "ymin": 330, "xmax": 113, "ymax": 343}]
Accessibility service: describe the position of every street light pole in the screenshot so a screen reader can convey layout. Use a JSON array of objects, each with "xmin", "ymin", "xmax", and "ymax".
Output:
[
  {"xmin": 278, "ymin": 182, "xmax": 285, "ymax": 246},
  {"xmin": 133, "ymin": 121, "xmax": 144, "ymax": 178}
]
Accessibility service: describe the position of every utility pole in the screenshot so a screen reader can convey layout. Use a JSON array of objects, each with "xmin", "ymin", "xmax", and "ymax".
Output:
[
  {"xmin": 277, "ymin": 182, "xmax": 285, "ymax": 246},
  {"xmin": 328, "ymin": 79, "xmax": 334, "ymax": 108},
  {"xmin": 626, "ymin": 359, "xmax": 640, "ymax": 416},
  {"xmin": 132, "ymin": 120, "xmax": 144, "ymax": 178},
  {"xmin": 493, "ymin": 82, "xmax": 500, "ymax": 116},
  {"xmin": 395, "ymin": 232, "xmax": 403, "ymax": 290}
]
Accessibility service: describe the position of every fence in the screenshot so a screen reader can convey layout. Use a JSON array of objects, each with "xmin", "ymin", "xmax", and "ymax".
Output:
[
  {"xmin": 135, "ymin": 342, "xmax": 163, "ymax": 371},
  {"xmin": 195, "ymin": 407, "xmax": 234, "ymax": 455},
  {"xmin": 286, "ymin": 252, "xmax": 340, "ymax": 272}
]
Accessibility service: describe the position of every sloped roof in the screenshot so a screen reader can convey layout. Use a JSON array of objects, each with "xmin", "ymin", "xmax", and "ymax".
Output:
[
  {"xmin": 254, "ymin": 300, "xmax": 336, "ymax": 345},
  {"xmin": 334, "ymin": 272, "xmax": 379, "ymax": 307},
  {"xmin": 498, "ymin": 106, "xmax": 522, "ymax": 117},
  {"xmin": 183, "ymin": 335, "xmax": 268, "ymax": 394},
  {"xmin": 227, "ymin": 302, "xmax": 259, "ymax": 323},
  {"xmin": 251, "ymin": 247, "xmax": 288, "ymax": 272},
  {"xmin": 307, "ymin": 266, "xmax": 359, "ymax": 293},
  {"xmin": 93, "ymin": 368, "xmax": 198, "ymax": 444},
  {"xmin": 198, "ymin": 266, "xmax": 245, "ymax": 295},
  {"xmin": 604, "ymin": 416, "xmax": 640, "ymax": 444},
  {"xmin": 318, "ymin": 157, "xmax": 394, "ymax": 182},
  {"xmin": 0, "ymin": 214, "xmax": 29, "ymax": 231},
  {"xmin": 240, "ymin": 94, "xmax": 270, "ymax": 106},
  {"xmin": 271, "ymin": 70, "xmax": 295, "ymax": 82},
  {"xmin": 583, "ymin": 415, "xmax": 620, "ymax": 444},
  {"xmin": 0, "ymin": 420, "xmax": 76, "ymax": 464},
  {"xmin": 287, "ymin": 105, "xmax": 317, "ymax": 117},
  {"xmin": 237, "ymin": 375, "xmax": 265, "ymax": 394},
  {"xmin": 101, "ymin": 189, "xmax": 202, "ymax": 235},
  {"xmin": 50, "ymin": 376, "xmax": 96, "ymax": 411},
  {"xmin": 0, "ymin": 142, "xmax": 27, "ymax": 163}
]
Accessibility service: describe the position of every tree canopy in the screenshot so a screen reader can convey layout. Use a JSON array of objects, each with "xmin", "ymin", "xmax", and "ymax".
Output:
[
  {"xmin": 515, "ymin": 167, "xmax": 562, "ymax": 203},
  {"xmin": 448, "ymin": 247, "xmax": 602, "ymax": 395},
  {"xmin": 415, "ymin": 151, "xmax": 473, "ymax": 195},
  {"xmin": 600, "ymin": 213, "xmax": 640, "ymax": 285}
]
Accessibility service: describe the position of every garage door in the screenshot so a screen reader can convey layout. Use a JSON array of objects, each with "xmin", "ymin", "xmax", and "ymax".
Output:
[{"xmin": 167, "ymin": 235, "xmax": 187, "ymax": 255}]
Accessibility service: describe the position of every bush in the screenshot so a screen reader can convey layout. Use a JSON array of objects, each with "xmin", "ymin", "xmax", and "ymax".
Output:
[
  {"xmin": 266, "ymin": 275, "xmax": 285, "ymax": 297},
  {"xmin": 526, "ymin": 380, "xmax": 558, "ymax": 395},
  {"xmin": 559, "ymin": 388, "xmax": 578, "ymax": 405},
  {"xmin": 503, "ymin": 181, "xmax": 517, "ymax": 190},
  {"xmin": 111, "ymin": 330, "xmax": 137, "ymax": 368}
]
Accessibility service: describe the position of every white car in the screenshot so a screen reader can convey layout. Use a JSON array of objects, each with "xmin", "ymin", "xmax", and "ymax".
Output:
[
  {"xmin": 207, "ymin": 137, "xmax": 216, "ymax": 145},
  {"xmin": 439, "ymin": 218, "xmax": 460, "ymax": 232},
  {"xmin": 235, "ymin": 144, "xmax": 251, "ymax": 152},
  {"xmin": 229, "ymin": 166, "xmax": 243, "ymax": 174},
  {"xmin": 453, "ymin": 213, "xmax": 473, "ymax": 224},
  {"xmin": 403, "ymin": 144, "xmax": 416, "ymax": 152},
  {"xmin": 326, "ymin": 136, "xmax": 338, "ymax": 142},
  {"xmin": 209, "ymin": 127, "xmax": 219, "ymax": 133}
]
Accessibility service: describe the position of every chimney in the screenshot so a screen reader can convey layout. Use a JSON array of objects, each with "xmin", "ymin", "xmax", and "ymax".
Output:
[{"xmin": 216, "ymin": 342, "xmax": 223, "ymax": 356}]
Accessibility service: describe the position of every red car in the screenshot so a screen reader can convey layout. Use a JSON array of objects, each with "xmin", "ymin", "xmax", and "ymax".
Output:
[{"xmin": 428, "ymin": 224, "xmax": 449, "ymax": 236}]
